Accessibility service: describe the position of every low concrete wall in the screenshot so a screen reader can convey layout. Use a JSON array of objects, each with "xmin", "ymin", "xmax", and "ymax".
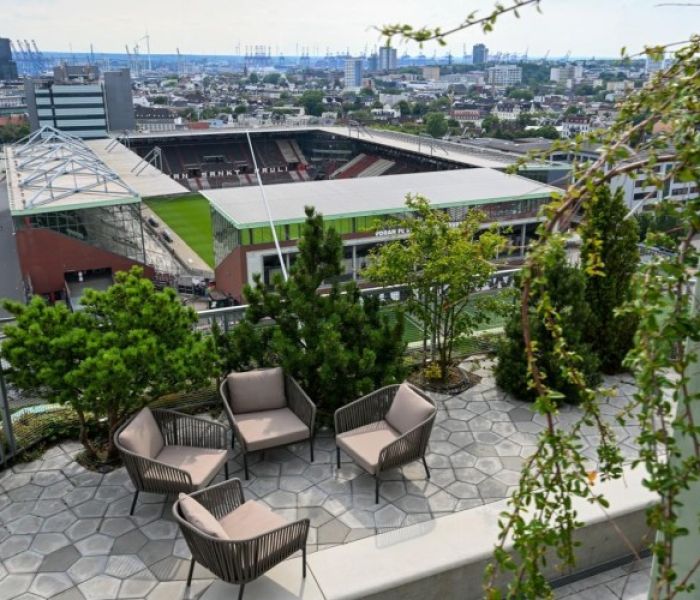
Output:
[{"xmin": 307, "ymin": 464, "xmax": 656, "ymax": 600}]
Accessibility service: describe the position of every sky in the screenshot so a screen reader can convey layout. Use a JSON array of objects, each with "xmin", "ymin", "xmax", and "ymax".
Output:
[{"xmin": 0, "ymin": 0, "xmax": 697, "ymax": 58}]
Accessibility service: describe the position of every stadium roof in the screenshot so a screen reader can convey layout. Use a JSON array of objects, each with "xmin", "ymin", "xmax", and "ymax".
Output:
[
  {"xmin": 86, "ymin": 138, "xmax": 189, "ymax": 198},
  {"xmin": 204, "ymin": 168, "xmax": 558, "ymax": 229},
  {"xmin": 5, "ymin": 126, "xmax": 139, "ymax": 216}
]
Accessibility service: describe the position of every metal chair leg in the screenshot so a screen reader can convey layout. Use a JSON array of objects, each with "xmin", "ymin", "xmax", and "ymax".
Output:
[
  {"xmin": 231, "ymin": 434, "xmax": 235, "ymax": 450},
  {"xmin": 129, "ymin": 491, "xmax": 139, "ymax": 516},
  {"xmin": 336, "ymin": 447, "xmax": 341, "ymax": 469},
  {"xmin": 186, "ymin": 558, "xmax": 195, "ymax": 587},
  {"xmin": 375, "ymin": 475, "xmax": 379, "ymax": 504},
  {"xmin": 422, "ymin": 456, "xmax": 431, "ymax": 479},
  {"xmin": 224, "ymin": 462, "xmax": 229, "ymax": 480},
  {"xmin": 309, "ymin": 438, "xmax": 314, "ymax": 462},
  {"xmin": 238, "ymin": 583, "xmax": 245, "ymax": 600},
  {"xmin": 302, "ymin": 546, "xmax": 307, "ymax": 578},
  {"xmin": 243, "ymin": 452, "xmax": 249, "ymax": 480}
]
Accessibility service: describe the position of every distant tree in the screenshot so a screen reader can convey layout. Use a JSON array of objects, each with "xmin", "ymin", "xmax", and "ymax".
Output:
[
  {"xmin": 425, "ymin": 112, "xmax": 448, "ymax": 138},
  {"xmin": 396, "ymin": 100, "xmax": 411, "ymax": 116},
  {"xmin": 233, "ymin": 104, "xmax": 248, "ymax": 115},
  {"xmin": 359, "ymin": 87, "xmax": 375, "ymax": 97},
  {"xmin": 298, "ymin": 90, "xmax": 325, "ymax": 116},
  {"xmin": 564, "ymin": 105, "xmax": 581, "ymax": 116},
  {"xmin": 248, "ymin": 72, "xmax": 259, "ymax": 84},
  {"xmin": 262, "ymin": 73, "xmax": 281, "ymax": 85},
  {"xmin": 534, "ymin": 125, "xmax": 560, "ymax": 139},
  {"xmin": 151, "ymin": 95, "xmax": 168, "ymax": 105},
  {"xmin": 1, "ymin": 268, "xmax": 216, "ymax": 462},
  {"xmin": 507, "ymin": 88, "xmax": 534, "ymax": 101},
  {"xmin": 412, "ymin": 101, "xmax": 428, "ymax": 116},
  {"xmin": 0, "ymin": 122, "xmax": 29, "ymax": 144}
]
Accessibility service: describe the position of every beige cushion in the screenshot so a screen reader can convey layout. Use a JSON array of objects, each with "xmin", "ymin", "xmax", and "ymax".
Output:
[
  {"xmin": 234, "ymin": 408, "xmax": 309, "ymax": 452},
  {"xmin": 385, "ymin": 384, "xmax": 435, "ymax": 435},
  {"xmin": 155, "ymin": 446, "xmax": 228, "ymax": 487},
  {"xmin": 178, "ymin": 493, "xmax": 228, "ymax": 539},
  {"xmin": 336, "ymin": 420, "xmax": 400, "ymax": 474},
  {"xmin": 218, "ymin": 500, "xmax": 287, "ymax": 541},
  {"xmin": 118, "ymin": 407, "xmax": 164, "ymax": 459},
  {"xmin": 226, "ymin": 367, "xmax": 286, "ymax": 414}
]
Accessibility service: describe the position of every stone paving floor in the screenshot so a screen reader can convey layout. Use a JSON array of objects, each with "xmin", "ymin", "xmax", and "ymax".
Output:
[
  {"xmin": 555, "ymin": 556, "xmax": 652, "ymax": 600},
  {"xmin": 0, "ymin": 360, "xmax": 642, "ymax": 599}
]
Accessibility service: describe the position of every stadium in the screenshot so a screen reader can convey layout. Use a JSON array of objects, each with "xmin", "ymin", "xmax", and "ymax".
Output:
[{"xmin": 4, "ymin": 125, "xmax": 564, "ymax": 304}]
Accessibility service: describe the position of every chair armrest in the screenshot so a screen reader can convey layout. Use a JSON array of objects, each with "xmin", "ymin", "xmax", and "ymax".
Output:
[
  {"xmin": 334, "ymin": 385, "xmax": 399, "ymax": 435},
  {"xmin": 378, "ymin": 417, "xmax": 435, "ymax": 473},
  {"xmin": 153, "ymin": 408, "xmax": 227, "ymax": 449},
  {"xmin": 285, "ymin": 375, "xmax": 316, "ymax": 433},
  {"xmin": 119, "ymin": 449, "xmax": 193, "ymax": 491},
  {"xmin": 187, "ymin": 478, "xmax": 246, "ymax": 520}
]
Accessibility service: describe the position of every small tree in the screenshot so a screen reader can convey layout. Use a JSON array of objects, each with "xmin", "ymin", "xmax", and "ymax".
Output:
[
  {"xmin": 580, "ymin": 187, "xmax": 640, "ymax": 372},
  {"xmin": 364, "ymin": 195, "xmax": 505, "ymax": 383},
  {"xmin": 1, "ymin": 267, "xmax": 216, "ymax": 461},
  {"xmin": 218, "ymin": 207, "xmax": 406, "ymax": 415},
  {"xmin": 424, "ymin": 112, "xmax": 448, "ymax": 138},
  {"xmin": 495, "ymin": 243, "xmax": 601, "ymax": 403}
]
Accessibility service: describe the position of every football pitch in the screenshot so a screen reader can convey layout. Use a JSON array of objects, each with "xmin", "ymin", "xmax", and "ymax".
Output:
[{"xmin": 145, "ymin": 194, "xmax": 215, "ymax": 268}]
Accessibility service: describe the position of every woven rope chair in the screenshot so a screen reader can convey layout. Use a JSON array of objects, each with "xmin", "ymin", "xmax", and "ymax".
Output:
[
  {"xmin": 173, "ymin": 478, "xmax": 310, "ymax": 600},
  {"xmin": 220, "ymin": 369, "xmax": 316, "ymax": 479},
  {"xmin": 115, "ymin": 408, "xmax": 228, "ymax": 515},
  {"xmin": 334, "ymin": 383, "xmax": 437, "ymax": 503}
]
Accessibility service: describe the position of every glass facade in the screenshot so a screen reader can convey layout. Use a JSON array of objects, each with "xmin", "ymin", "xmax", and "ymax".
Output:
[{"xmin": 17, "ymin": 203, "xmax": 145, "ymax": 263}]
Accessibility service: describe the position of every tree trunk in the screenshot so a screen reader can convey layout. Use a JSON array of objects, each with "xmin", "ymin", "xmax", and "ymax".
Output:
[
  {"xmin": 105, "ymin": 408, "xmax": 120, "ymax": 462},
  {"xmin": 76, "ymin": 408, "xmax": 98, "ymax": 460}
]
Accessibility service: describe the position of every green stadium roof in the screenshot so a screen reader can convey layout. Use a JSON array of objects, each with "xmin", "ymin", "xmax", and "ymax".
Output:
[{"xmin": 203, "ymin": 168, "xmax": 558, "ymax": 229}]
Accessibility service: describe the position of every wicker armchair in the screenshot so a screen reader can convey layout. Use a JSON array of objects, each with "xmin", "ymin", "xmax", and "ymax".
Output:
[
  {"xmin": 335, "ymin": 383, "xmax": 437, "ymax": 503},
  {"xmin": 220, "ymin": 367, "xmax": 316, "ymax": 479},
  {"xmin": 115, "ymin": 407, "xmax": 228, "ymax": 515},
  {"xmin": 173, "ymin": 478, "xmax": 310, "ymax": 600}
]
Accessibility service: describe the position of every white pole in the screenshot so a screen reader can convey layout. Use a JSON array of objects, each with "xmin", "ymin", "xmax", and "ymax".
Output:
[{"xmin": 245, "ymin": 131, "xmax": 288, "ymax": 281}]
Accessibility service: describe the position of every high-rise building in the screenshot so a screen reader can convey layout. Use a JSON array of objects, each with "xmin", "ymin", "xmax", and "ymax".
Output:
[
  {"xmin": 344, "ymin": 58, "xmax": 363, "ymax": 89},
  {"xmin": 550, "ymin": 65, "xmax": 584, "ymax": 84},
  {"xmin": 0, "ymin": 37, "xmax": 18, "ymax": 81},
  {"xmin": 25, "ymin": 67, "xmax": 135, "ymax": 138},
  {"xmin": 378, "ymin": 47, "xmax": 397, "ymax": 71},
  {"xmin": 472, "ymin": 44, "xmax": 488, "ymax": 65},
  {"xmin": 486, "ymin": 65, "xmax": 522, "ymax": 87},
  {"xmin": 422, "ymin": 66, "xmax": 441, "ymax": 81}
]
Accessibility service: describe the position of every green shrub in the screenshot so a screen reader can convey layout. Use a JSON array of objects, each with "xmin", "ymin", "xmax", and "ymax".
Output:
[
  {"xmin": 581, "ymin": 187, "xmax": 640, "ymax": 373},
  {"xmin": 495, "ymin": 246, "xmax": 601, "ymax": 403}
]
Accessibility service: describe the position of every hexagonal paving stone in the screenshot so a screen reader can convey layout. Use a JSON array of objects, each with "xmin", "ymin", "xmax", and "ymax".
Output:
[
  {"xmin": 111, "ymin": 529, "xmax": 148, "ymax": 555},
  {"xmin": 337, "ymin": 508, "xmax": 375, "ymax": 529},
  {"xmin": 378, "ymin": 481, "xmax": 406, "ymax": 502},
  {"xmin": 474, "ymin": 457, "xmax": 503, "ymax": 476},
  {"xmin": 317, "ymin": 519, "xmax": 351, "ymax": 544},
  {"xmin": 32, "ymin": 499, "xmax": 67, "ymax": 518},
  {"xmin": 98, "ymin": 518, "xmax": 135, "ymax": 538},
  {"xmin": 7, "ymin": 484, "xmax": 42, "ymax": 502},
  {"xmin": 479, "ymin": 477, "xmax": 510, "ymax": 499},
  {"xmin": 7, "ymin": 515, "xmax": 43, "ymax": 535},
  {"xmin": 73, "ymin": 499, "xmax": 109, "ymax": 519},
  {"xmin": 394, "ymin": 494, "xmax": 431, "ymax": 514},
  {"xmin": 65, "ymin": 519, "xmax": 101, "ymax": 542},
  {"xmin": 41, "ymin": 510, "xmax": 78, "ymax": 533},
  {"xmin": 75, "ymin": 534, "xmax": 114, "ymax": 556},
  {"xmin": 137, "ymin": 540, "xmax": 175, "ymax": 566},
  {"xmin": 29, "ymin": 572, "xmax": 74, "ymax": 597},
  {"xmin": 454, "ymin": 468, "xmax": 488, "ymax": 485},
  {"xmin": 448, "ymin": 431, "xmax": 475, "ymax": 448},
  {"xmin": 427, "ymin": 490, "xmax": 458, "ymax": 512},
  {"xmin": 67, "ymin": 556, "xmax": 109, "ymax": 584},
  {"xmin": 105, "ymin": 554, "xmax": 147, "ymax": 578},
  {"xmin": 5, "ymin": 550, "xmax": 44, "ymax": 573},
  {"xmin": 374, "ymin": 504, "xmax": 406, "ymax": 528},
  {"xmin": 0, "ymin": 574, "xmax": 33, "ymax": 600},
  {"xmin": 278, "ymin": 476, "xmax": 313, "ymax": 493},
  {"xmin": 141, "ymin": 520, "xmax": 178, "ymax": 541},
  {"xmin": 446, "ymin": 481, "xmax": 480, "ymax": 499},
  {"xmin": 78, "ymin": 574, "xmax": 121, "ymax": 600},
  {"xmin": 38, "ymin": 545, "xmax": 81, "ymax": 572},
  {"xmin": 30, "ymin": 533, "xmax": 70, "ymax": 555},
  {"xmin": 117, "ymin": 569, "xmax": 158, "ymax": 598},
  {"xmin": 449, "ymin": 451, "xmax": 477, "ymax": 469},
  {"xmin": 296, "ymin": 486, "xmax": 328, "ymax": 507}
]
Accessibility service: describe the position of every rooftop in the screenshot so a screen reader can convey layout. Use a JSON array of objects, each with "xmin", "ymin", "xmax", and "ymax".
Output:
[
  {"xmin": 5, "ymin": 127, "xmax": 139, "ymax": 216},
  {"xmin": 205, "ymin": 167, "xmax": 558, "ymax": 229}
]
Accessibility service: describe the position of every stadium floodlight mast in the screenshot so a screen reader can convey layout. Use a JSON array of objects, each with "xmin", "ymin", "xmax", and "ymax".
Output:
[{"xmin": 245, "ymin": 131, "xmax": 288, "ymax": 281}]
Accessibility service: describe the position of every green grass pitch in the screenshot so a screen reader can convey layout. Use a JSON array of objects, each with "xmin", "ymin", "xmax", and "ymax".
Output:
[{"xmin": 145, "ymin": 194, "xmax": 215, "ymax": 268}]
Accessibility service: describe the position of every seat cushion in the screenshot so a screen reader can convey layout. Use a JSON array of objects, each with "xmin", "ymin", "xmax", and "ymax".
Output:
[
  {"xmin": 118, "ymin": 407, "xmax": 164, "ymax": 459},
  {"xmin": 234, "ymin": 408, "xmax": 309, "ymax": 452},
  {"xmin": 218, "ymin": 500, "xmax": 288, "ymax": 541},
  {"xmin": 155, "ymin": 446, "xmax": 228, "ymax": 488},
  {"xmin": 178, "ymin": 493, "xmax": 228, "ymax": 539},
  {"xmin": 226, "ymin": 367, "xmax": 287, "ymax": 414},
  {"xmin": 385, "ymin": 383, "xmax": 435, "ymax": 435},
  {"xmin": 336, "ymin": 420, "xmax": 400, "ymax": 475}
]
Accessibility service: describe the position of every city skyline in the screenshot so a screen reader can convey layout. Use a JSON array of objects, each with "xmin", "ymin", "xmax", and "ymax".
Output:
[{"xmin": 1, "ymin": 0, "xmax": 698, "ymax": 59}]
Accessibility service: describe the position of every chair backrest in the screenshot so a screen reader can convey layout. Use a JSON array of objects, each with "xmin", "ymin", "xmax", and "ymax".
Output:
[
  {"xmin": 385, "ymin": 383, "xmax": 437, "ymax": 435},
  {"xmin": 225, "ymin": 367, "xmax": 287, "ymax": 414}
]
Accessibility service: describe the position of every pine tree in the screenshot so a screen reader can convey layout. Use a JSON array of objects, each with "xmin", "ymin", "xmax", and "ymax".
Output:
[
  {"xmin": 495, "ymin": 245, "xmax": 601, "ymax": 403},
  {"xmin": 220, "ymin": 207, "xmax": 407, "ymax": 416},
  {"xmin": 580, "ymin": 187, "xmax": 640, "ymax": 372}
]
